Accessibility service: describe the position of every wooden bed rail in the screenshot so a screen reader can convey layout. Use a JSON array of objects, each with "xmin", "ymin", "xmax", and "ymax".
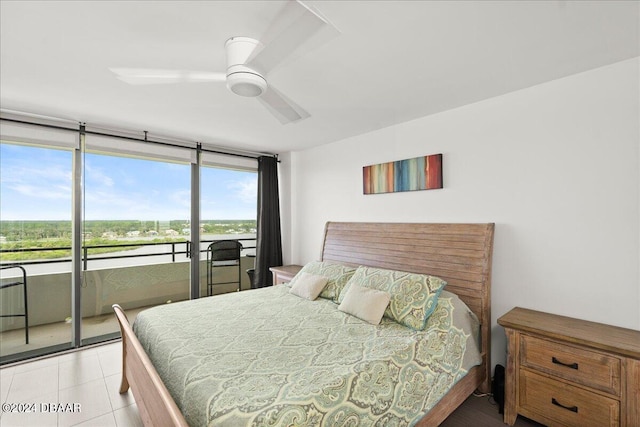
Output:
[{"xmin": 112, "ymin": 304, "xmax": 188, "ymax": 427}]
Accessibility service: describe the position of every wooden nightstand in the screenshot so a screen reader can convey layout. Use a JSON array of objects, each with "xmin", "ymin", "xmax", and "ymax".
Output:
[
  {"xmin": 269, "ymin": 265, "xmax": 302, "ymax": 285},
  {"xmin": 498, "ymin": 307, "xmax": 640, "ymax": 427}
]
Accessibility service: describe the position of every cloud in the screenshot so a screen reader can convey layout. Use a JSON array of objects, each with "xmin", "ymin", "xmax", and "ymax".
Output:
[
  {"xmin": 168, "ymin": 189, "xmax": 191, "ymax": 209},
  {"xmin": 1, "ymin": 161, "xmax": 72, "ymax": 201},
  {"xmin": 84, "ymin": 163, "xmax": 114, "ymax": 187},
  {"xmin": 228, "ymin": 177, "xmax": 257, "ymax": 204},
  {"xmin": 1, "ymin": 144, "xmax": 253, "ymax": 221},
  {"xmin": 8, "ymin": 183, "xmax": 70, "ymax": 200}
]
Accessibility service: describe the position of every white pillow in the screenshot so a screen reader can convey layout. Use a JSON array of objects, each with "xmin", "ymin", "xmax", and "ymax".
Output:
[
  {"xmin": 289, "ymin": 272, "xmax": 329, "ymax": 300},
  {"xmin": 338, "ymin": 283, "xmax": 390, "ymax": 325}
]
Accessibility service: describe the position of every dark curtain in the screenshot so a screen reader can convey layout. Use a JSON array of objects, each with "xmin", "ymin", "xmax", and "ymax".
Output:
[{"xmin": 253, "ymin": 156, "xmax": 283, "ymax": 288}]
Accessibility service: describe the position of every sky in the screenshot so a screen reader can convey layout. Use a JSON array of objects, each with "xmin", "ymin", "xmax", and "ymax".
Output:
[{"xmin": 0, "ymin": 143, "xmax": 257, "ymax": 221}]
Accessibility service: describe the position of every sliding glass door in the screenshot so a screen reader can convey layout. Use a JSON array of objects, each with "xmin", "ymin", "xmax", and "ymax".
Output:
[
  {"xmin": 0, "ymin": 118, "xmax": 259, "ymax": 364},
  {"xmin": 0, "ymin": 139, "xmax": 76, "ymax": 363},
  {"xmin": 80, "ymin": 135, "xmax": 192, "ymax": 344},
  {"xmin": 199, "ymin": 163, "xmax": 257, "ymax": 297}
]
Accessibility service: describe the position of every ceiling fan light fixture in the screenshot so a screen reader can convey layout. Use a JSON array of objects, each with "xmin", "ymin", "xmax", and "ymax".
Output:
[
  {"xmin": 227, "ymin": 71, "xmax": 267, "ymax": 97},
  {"xmin": 225, "ymin": 37, "xmax": 261, "ymax": 67},
  {"xmin": 225, "ymin": 37, "xmax": 267, "ymax": 97}
]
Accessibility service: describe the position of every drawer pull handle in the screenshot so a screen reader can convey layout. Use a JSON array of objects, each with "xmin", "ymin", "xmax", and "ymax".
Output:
[
  {"xmin": 552, "ymin": 356, "xmax": 578, "ymax": 370},
  {"xmin": 551, "ymin": 398, "xmax": 578, "ymax": 413}
]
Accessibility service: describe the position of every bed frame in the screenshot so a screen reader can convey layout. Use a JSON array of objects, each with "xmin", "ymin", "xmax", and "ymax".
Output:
[{"xmin": 113, "ymin": 221, "xmax": 494, "ymax": 427}]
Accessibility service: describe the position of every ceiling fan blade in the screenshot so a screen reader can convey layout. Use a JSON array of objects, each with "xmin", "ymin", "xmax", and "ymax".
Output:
[
  {"xmin": 246, "ymin": 0, "xmax": 338, "ymax": 74},
  {"xmin": 257, "ymin": 84, "xmax": 309, "ymax": 124},
  {"xmin": 110, "ymin": 68, "xmax": 226, "ymax": 85}
]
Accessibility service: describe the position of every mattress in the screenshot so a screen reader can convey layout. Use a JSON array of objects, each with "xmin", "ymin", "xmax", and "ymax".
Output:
[{"xmin": 133, "ymin": 285, "xmax": 481, "ymax": 426}]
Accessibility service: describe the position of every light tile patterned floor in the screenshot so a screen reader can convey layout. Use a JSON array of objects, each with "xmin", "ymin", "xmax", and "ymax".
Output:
[{"xmin": 0, "ymin": 341, "xmax": 143, "ymax": 427}]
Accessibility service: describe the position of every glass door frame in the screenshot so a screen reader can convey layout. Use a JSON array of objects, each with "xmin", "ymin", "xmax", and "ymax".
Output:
[
  {"xmin": 190, "ymin": 145, "xmax": 201, "ymax": 300},
  {"xmin": 71, "ymin": 127, "xmax": 84, "ymax": 348}
]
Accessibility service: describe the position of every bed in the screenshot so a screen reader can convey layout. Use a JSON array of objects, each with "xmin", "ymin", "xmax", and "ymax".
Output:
[{"xmin": 113, "ymin": 221, "xmax": 495, "ymax": 426}]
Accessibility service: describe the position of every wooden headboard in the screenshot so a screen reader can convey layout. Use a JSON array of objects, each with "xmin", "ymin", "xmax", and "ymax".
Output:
[{"xmin": 320, "ymin": 222, "xmax": 495, "ymax": 390}]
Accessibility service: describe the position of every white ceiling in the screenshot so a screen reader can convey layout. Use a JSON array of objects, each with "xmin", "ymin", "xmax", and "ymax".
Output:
[{"xmin": 1, "ymin": 1, "xmax": 638, "ymax": 154}]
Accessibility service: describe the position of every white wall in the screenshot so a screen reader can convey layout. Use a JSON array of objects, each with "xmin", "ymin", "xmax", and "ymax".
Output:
[{"xmin": 281, "ymin": 57, "xmax": 640, "ymax": 368}]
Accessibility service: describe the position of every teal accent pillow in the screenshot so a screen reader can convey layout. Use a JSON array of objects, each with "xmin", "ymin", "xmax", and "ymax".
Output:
[
  {"xmin": 288, "ymin": 261, "xmax": 357, "ymax": 302},
  {"xmin": 338, "ymin": 266, "xmax": 447, "ymax": 330}
]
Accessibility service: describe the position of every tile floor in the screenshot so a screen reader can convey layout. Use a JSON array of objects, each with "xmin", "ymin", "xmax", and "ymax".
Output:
[{"xmin": 0, "ymin": 341, "xmax": 143, "ymax": 427}]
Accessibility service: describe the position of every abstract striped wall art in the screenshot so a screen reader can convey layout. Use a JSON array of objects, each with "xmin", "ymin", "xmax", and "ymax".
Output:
[{"xmin": 363, "ymin": 153, "xmax": 443, "ymax": 194}]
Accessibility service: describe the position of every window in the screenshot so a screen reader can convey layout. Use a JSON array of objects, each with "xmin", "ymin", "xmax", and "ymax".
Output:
[
  {"xmin": 81, "ymin": 151, "xmax": 192, "ymax": 343},
  {"xmin": 200, "ymin": 165, "xmax": 257, "ymax": 296},
  {"xmin": 1, "ymin": 140, "xmax": 75, "ymax": 362},
  {"xmin": 0, "ymin": 118, "xmax": 260, "ymax": 364}
]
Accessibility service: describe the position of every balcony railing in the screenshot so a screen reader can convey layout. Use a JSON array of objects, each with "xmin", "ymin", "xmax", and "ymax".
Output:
[
  {"xmin": 0, "ymin": 238, "xmax": 256, "ymax": 268},
  {"xmin": 0, "ymin": 237, "xmax": 257, "ymax": 363}
]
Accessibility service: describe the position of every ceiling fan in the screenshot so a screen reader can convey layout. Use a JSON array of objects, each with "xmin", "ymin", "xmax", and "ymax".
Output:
[{"xmin": 110, "ymin": 0, "xmax": 337, "ymax": 124}]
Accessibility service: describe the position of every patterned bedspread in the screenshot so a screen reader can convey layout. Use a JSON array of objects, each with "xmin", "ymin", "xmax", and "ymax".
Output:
[{"xmin": 133, "ymin": 285, "xmax": 481, "ymax": 426}]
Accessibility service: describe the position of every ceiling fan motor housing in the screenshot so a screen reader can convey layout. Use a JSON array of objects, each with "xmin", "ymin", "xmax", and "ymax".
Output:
[{"xmin": 225, "ymin": 37, "xmax": 267, "ymax": 97}]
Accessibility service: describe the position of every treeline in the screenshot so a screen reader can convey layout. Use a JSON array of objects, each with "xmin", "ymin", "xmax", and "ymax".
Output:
[{"xmin": 0, "ymin": 220, "xmax": 256, "ymax": 242}]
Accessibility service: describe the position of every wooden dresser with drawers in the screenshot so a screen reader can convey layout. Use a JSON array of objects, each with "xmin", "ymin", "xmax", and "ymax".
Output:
[{"xmin": 498, "ymin": 307, "xmax": 640, "ymax": 427}]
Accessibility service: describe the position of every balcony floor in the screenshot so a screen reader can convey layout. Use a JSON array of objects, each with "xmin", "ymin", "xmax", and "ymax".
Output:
[{"xmin": 1, "ymin": 307, "xmax": 149, "ymax": 361}]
